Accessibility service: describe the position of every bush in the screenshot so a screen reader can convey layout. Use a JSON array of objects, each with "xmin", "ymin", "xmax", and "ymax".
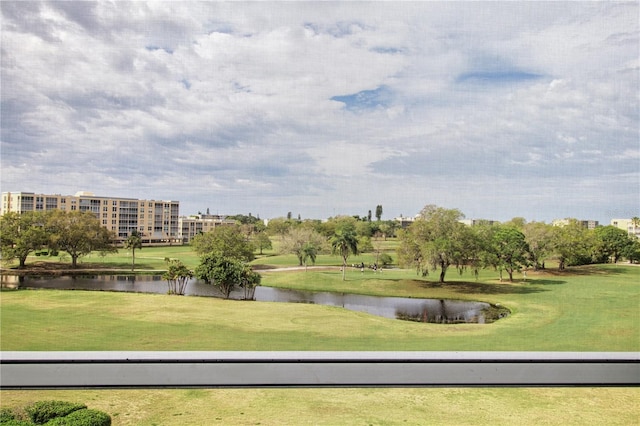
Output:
[
  {"xmin": 24, "ymin": 401, "xmax": 86, "ymax": 425},
  {"xmin": 44, "ymin": 409, "xmax": 111, "ymax": 426},
  {"xmin": 0, "ymin": 408, "xmax": 32, "ymax": 426},
  {"xmin": 378, "ymin": 253, "xmax": 393, "ymax": 266}
]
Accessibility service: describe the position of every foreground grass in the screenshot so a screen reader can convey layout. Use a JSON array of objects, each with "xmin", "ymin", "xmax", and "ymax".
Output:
[
  {"xmin": 1, "ymin": 388, "xmax": 638, "ymax": 426},
  {"xmin": 1, "ymin": 264, "xmax": 638, "ymax": 351}
]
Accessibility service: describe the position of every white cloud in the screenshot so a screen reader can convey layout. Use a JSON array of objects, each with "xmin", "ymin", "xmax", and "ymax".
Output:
[{"xmin": 1, "ymin": 1, "xmax": 637, "ymax": 222}]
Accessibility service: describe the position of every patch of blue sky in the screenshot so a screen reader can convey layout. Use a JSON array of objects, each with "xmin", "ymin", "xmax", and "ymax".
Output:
[
  {"xmin": 370, "ymin": 46, "xmax": 405, "ymax": 55},
  {"xmin": 455, "ymin": 70, "xmax": 543, "ymax": 85},
  {"xmin": 331, "ymin": 85, "xmax": 394, "ymax": 111},
  {"xmin": 181, "ymin": 79, "xmax": 191, "ymax": 90},
  {"xmin": 205, "ymin": 21, "xmax": 234, "ymax": 35},
  {"xmin": 145, "ymin": 45, "xmax": 173, "ymax": 54}
]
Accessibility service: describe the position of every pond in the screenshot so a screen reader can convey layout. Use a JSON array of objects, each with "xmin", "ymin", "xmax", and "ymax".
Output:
[{"xmin": 0, "ymin": 274, "xmax": 508, "ymax": 324}]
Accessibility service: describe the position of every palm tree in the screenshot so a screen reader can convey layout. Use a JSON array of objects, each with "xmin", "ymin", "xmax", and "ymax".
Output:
[
  {"xmin": 330, "ymin": 229, "xmax": 359, "ymax": 281},
  {"xmin": 301, "ymin": 242, "xmax": 318, "ymax": 272},
  {"xmin": 124, "ymin": 230, "xmax": 143, "ymax": 271}
]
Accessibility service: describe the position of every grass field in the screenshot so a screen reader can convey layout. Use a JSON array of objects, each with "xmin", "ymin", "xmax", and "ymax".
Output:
[
  {"xmin": 2, "ymin": 245, "xmax": 638, "ymax": 424},
  {"xmin": 2, "ymin": 388, "xmax": 638, "ymax": 426},
  {"xmin": 2, "ymin": 263, "xmax": 637, "ymax": 351}
]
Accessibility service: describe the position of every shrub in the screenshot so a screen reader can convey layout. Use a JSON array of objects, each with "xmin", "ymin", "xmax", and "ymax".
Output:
[
  {"xmin": 378, "ymin": 253, "xmax": 393, "ymax": 266},
  {"xmin": 0, "ymin": 408, "xmax": 33, "ymax": 426},
  {"xmin": 44, "ymin": 409, "xmax": 111, "ymax": 426},
  {"xmin": 0, "ymin": 408, "xmax": 16, "ymax": 422},
  {"xmin": 24, "ymin": 401, "xmax": 86, "ymax": 424}
]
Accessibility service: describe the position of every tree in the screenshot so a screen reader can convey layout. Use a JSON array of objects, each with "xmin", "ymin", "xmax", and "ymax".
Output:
[
  {"xmin": 522, "ymin": 221, "xmax": 554, "ymax": 270},
  {"xmin": 592, "ymin": 225, "xmax": 633, "ymax": 263},
  {"xmin": 0, "ymin": 211, "xmax": 49, "ymax": 268},
  {"xmin": 375, "ymin": 205, "xmax": 383, "ymax": 221},
  {"xmin": 124, "ymin": 230, "xmax": 142, "ymax": 271},
  {"xmin": 266, "ymin": 217, "xmax": 296, "ymax": 241},
  {"xmin": 301, "ymin": 242, "xmax": 318, "ymax": 271},
  {"xmin": 46, "ymin": 210, "xmax": 117, "ymax": 268},
  {"xmin": 551, "ymin": 220, "xmax": 593, "ymax": 270},
  {"xmin": 398, "ymin": 205, "xmax": 471, "ymax": 283},
  {"xmin": 162, "ymin": 259, "xmax": 193, "ymax": 295},
  {"xmin": 489, "ymin": 226, "xmax": 530, "ymax": 282},
  {"xmin": 191, "ymin": 225, "xmax": 255, "ymax": 261},
  {"xmin": 253, "ymin": 231, "xmax": 273, "ymax": 255},
  {"xmin": 280, "ymin": 228, "xmax": 326, "ymax": 267},
  {"xmin": 195, "ymin": 254, "xmax": 256, "ymax": 299},
  {"xmin": 330, "ymin": 226, "xmax": 359, "ymax": 281}
]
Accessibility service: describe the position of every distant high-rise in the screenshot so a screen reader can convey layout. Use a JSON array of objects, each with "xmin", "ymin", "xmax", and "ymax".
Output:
[{"xmin": 1, "ymin": 191, "xmax": 180, "ymax": 245}]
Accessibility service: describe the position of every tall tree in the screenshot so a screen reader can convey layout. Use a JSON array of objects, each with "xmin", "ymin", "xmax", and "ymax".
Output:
[
  {"xmin": 330, "ymin": 226, "xmax": 359, "ymax": 281},
  {"xmin": 551, "ymin": 220, "xmax": 593, "ymax": 270},
  {"xmin": 46, "ymin": 210, "xmax": 116, "ymax": 268},
  {"xmin": 489, "ymin": 226, "xmax": 530, "ymax": 282},
  {"xmin": 191, "ymin": 225, "xmax": 255, "ymax": 261},
  {"xmin": 0, "ymin": 211, "xmax": 49, "ymax": 268},
  {"xmin": 124, "ymin": 230, "xmax": 142, "ymax": 271},
  {"xmin": 375, "ymin": 205, "xmax": 383, "ymax": 221},
  {"xmin": 592, "ymin": 225, "xmax": 633, "ymax": 264},
  {"xmin": 280, "ymin": 228, "xmax": 326, "ymax": 266},
  {"xmin": 253, "ymin": 231, "xmax": 273, "ymax": 255},
  {"xmin": 522, "ymin": 221, "xmax": 554, "ymax": 270},
  {"xmin": 399, "ymin": 205, "xmax": 471, "ymax": 283}
]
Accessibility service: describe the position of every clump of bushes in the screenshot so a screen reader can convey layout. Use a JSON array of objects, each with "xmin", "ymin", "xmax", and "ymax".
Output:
[
  {"xmin": 0, "ymin": 401, "xmax": 110, "ymax": 426},
  {"xmin": 24, "ymin": 401, "xmax": 86, "ymax": 424}
]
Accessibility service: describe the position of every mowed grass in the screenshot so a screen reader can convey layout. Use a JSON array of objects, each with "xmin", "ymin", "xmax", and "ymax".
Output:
[
  {"xmin": 1, "ymin": 388, "xmax": 638, "ymax": 426},
  {"xmin": 1, "ymin": 264, "xmax": 638, "ymax": 351},
  {"xmin": 2, "ymin": 247, "xmax": 638, "ymax": 424}
]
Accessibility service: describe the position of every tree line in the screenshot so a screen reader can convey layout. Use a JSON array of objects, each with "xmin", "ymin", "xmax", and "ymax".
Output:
[{"xmin": 397, "ymin": 205, "xmax": 640, "ymax": 283}]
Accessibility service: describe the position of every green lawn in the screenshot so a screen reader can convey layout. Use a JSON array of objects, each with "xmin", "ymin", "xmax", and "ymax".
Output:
[
  {"xmin": 1, "ymin": 388, "xmax": 638, "ymax": 426},
  {"xmin": 1, "ymin": 264, "xmax": 638, "ymax": 351},
  {"xmin": 2, "ymin": 250, "xmax": 638, "ymax": 424}
]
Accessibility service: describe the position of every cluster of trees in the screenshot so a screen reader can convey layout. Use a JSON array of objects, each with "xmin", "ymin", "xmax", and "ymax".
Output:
[
  {"xmin": 398, "ymin": 205, "xmax": 640, "ymax": 283},
  {"xmin": 191, "ymin": 225, "xmax": 261, "ymax": 298},
  {"xmin": 0, "ymin": 211, "xmax": 117, "ymax": 268}
]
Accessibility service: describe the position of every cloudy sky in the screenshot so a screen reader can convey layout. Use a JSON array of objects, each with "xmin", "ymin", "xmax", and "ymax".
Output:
[{"xmin": 1, "ymin": 1, "xmax": 638, "ymax": 222}]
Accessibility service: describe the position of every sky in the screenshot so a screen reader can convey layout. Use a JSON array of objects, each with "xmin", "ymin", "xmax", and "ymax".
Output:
[{"xmin": 1, "ymin": 1, "xmax": 638, "ymax": 223}]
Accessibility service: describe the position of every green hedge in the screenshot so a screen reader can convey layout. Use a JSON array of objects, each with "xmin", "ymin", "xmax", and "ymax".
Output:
[
  {"xmin": 44, "ymin": 409, "xmax": 111, "ymax": 426},
  {"xmin": 24, "ymin": 401, "xmax": 86, "ymax": 425}
]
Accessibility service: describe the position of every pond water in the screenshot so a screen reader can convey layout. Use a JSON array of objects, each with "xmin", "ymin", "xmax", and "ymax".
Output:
[{"xmin": 1, "ymin": 274, "xmax": 506, "ymax": 324}]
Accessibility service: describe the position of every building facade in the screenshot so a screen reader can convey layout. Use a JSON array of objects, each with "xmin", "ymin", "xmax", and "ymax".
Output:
[
  {"xmin": 611, "ymin": 218, "xmax": 640, "ymax": 239},
  {"xmin": 1, "ymin": 191, "xmax": 180, "ymax": 245},
  {"xmin": 179, "ymin": 214, "xmax": 237, "ymax": 244},
  {"xmin": 552, "ymin": 218, "xmax": 599, "ymax": 229}
]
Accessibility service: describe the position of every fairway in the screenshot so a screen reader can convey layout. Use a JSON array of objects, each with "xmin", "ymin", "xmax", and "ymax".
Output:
[{"xmin": 1, "ymin": 263, "xmax": 638, "ymax": 351}]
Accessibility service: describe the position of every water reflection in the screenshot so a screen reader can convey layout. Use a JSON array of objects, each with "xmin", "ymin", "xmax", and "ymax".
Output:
[{"xmin": 1, "ymin": 274, "xmax": 505, "ymax": 323}]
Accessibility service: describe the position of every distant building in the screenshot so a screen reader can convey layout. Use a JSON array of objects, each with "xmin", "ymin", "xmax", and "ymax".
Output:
[
  {"xmin": 394, "ymin": 215, "xmax": 418, "ymax": 229},
  {"xmin": 179, "ymin": 214, "xmax": 237, "ymax": 243},
  {"xmin": 551, "ymin": 218, "xmax": 599, "ymax": 229},
  {"xmin": 611, "ymin": 218, "xmax": 640, "ymax": 239},
  {"xmin": 1, "ymin": 191, "xmax": 180, "ymax": 245},
  {"xmin": 459, "ymin": 219, "xmax": 499, "ymax": 227}
]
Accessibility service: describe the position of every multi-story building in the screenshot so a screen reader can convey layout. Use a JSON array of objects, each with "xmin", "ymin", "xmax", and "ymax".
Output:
[
  {"xmin": 552, "ymin": 218, "xmax": 599, "ymax": 229},
  {"xmin": 1, "ymin": 191, "xmax": 180, "ymax": 245},
  {"xmin": 179, "ymin": 214, "xmax": 237, "ymax": 244},
  {"xmin": 611, "ymin": 218, "xmax": 640, "ymax": 239}
]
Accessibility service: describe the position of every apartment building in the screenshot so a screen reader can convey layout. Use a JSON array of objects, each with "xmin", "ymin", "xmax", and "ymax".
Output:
[
  {"xmin": 551, "ymin": 218, "xmax": 599, "ymax": 229},
  {"xmin": 179, "ymin": 214, "xmax": 237, "ymax": 243},
  {"xmin": 1, "ymin": 191, "xmax": 180, "ymax": 245},
  {"xmin": 611, "ymin": 218, "xmax": 640, "ymax": 239}
]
